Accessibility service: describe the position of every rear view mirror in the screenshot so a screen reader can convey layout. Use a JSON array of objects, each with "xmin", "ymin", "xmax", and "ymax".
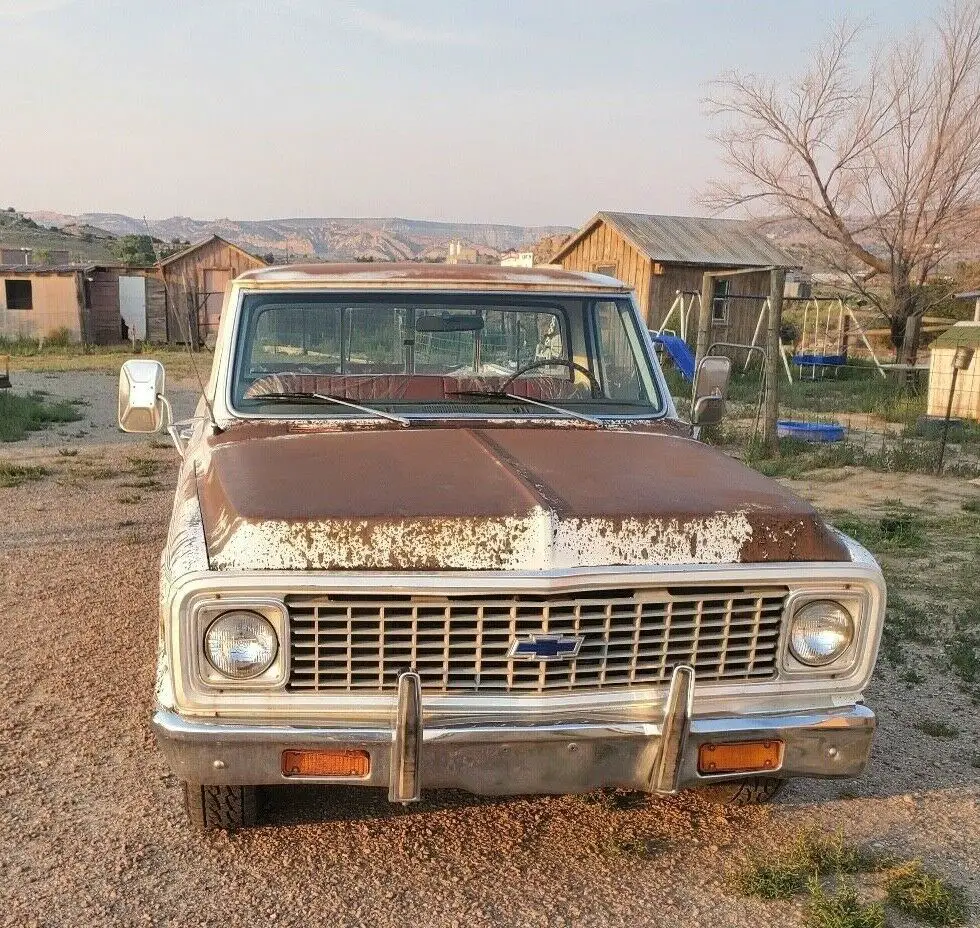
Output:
[
  {"xmin": 691, "ymin": 355, "xmax": 731, "ymax": 427},
  {"xmin": 416, "ymin": 313, "xmax": 484, "ymax": 333},
  {"xmin": 118, "ymin": 359, "xmax": 167, "ymax": 433}
]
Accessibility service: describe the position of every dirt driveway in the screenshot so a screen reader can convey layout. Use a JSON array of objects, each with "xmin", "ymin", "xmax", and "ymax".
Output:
[{"xmin": 1, "ymin": 436, "xmax": 978, "ymax": 927}]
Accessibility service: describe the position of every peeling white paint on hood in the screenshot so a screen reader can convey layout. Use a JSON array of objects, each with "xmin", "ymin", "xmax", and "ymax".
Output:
[{"xmin": 208, "ymin": 506, "xmax": 754, "ymax": 572}]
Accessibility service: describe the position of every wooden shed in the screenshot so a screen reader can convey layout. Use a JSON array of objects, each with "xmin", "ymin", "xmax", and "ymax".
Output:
[
  {"xmin": 927, "ymin": 322, "xmax": 980, "ymax": 422},
  {"xmin": 150, "ymin": 235, "xmax": 266, "ymax": 344},
  {"xmin": 551, "ymin": 212, "xmax": 796, "ymax": 346},
  {"xmin": 0, "ymin": 265, "xmax": 87, "ymax": 341}
]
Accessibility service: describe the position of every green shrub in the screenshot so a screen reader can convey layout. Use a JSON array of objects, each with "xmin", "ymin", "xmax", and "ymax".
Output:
[{"xmin": 0, "ymin": 391, "xmax": 84, "ymax": 442}]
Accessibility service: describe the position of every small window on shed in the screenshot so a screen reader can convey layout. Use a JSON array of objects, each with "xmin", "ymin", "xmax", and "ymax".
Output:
[
  {"xmin": 711, "ymin": 279, "xmax": 729, "ymax": 323},
  {"xmin": 594, "ymin": 264, "xmax": 617, "ymax": 277},
  {"xmin": 5, "ymin": 279, "xmax": 33, "ymax": 310}
]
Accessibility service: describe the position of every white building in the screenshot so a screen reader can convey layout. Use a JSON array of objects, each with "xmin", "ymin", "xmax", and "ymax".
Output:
[{"xmin": 500, "ymin": 250, "xmax": 534, "ymax": 268}]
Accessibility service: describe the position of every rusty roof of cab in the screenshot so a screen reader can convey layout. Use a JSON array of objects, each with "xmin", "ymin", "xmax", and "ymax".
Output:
[{"xmin": 234, "ymin": 262, "xmax": 631, "ymax": 293}]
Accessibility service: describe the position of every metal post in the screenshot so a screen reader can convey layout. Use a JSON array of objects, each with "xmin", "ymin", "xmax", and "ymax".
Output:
[
  {"xmin": 694, "ymin": 272, "xmax": 714, "ymax": 369},
  {"xmin": 937, "ymin": 346, "xmax": 975, "ymax": 475},
  {"xmin": 763, "ymin": 268, "xmax": 787, "ymax": 451}
]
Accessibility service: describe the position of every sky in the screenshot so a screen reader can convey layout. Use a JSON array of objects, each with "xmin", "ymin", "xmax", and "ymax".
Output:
[{"xmin": 0, "ymin": 0, "xmax": 943, "ymax": 226}]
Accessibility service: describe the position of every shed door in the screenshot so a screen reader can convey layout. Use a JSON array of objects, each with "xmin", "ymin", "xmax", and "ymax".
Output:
[
  {"xmin": 201, "ymin": 268, "xmax": 231, "ymax": 337},
  {"xmin": 118, "ymin": 276, "xmax": 147, "ymax": 340}
]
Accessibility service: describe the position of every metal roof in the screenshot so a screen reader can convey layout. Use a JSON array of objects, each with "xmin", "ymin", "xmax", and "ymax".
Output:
[
  {"xmin": 0, "ymin": 264, "xmax": 92, "ymax": 274},
  {"xmin": 554, "ymin": 212, "xmax": 797, "ymax": 267}
]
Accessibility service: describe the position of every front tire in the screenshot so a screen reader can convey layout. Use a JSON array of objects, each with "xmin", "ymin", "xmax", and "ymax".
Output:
[
  {"xmin": 694, "ymin": 776, "xmax": 785, "ymax": 806},
  {"xmin": 183, "ymin": 782, "xmax": 259, "ymax": 830}
]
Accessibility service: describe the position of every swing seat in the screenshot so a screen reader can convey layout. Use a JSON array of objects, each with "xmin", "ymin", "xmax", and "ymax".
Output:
[{"xmin": 792, "ymin": 353, "xmax": 847, "ymax": 367}]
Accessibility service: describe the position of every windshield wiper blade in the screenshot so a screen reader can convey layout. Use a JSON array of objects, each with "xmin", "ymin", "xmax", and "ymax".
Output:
[
  {"xmin": 248, "ymin": 391, "xmax": 411, "ymax": 426},
  {"xmin": 447, "ymin": 390, "xmax": 602, "ymax": 427}
]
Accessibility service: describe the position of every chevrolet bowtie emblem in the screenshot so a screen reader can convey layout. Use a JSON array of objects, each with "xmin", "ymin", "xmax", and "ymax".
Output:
[{"xmin": 508, "ymin": 633, "xmax": 584, "ymax": 661}]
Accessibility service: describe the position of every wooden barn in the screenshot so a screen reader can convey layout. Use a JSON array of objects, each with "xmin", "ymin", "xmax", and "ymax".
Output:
[
  {"xmin": 551, "ymin": 212, "xmax": 796, "ymax": 346},
  {"xmin": 150, "ymin": 235, "xmax": 266, "ymax": 344}
]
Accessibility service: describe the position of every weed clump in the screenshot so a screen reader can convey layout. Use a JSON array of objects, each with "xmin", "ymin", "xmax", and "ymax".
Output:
[
  {"xmin": 805, "ymin": 879, "xmax": 885, "ymax": 928},
  {"xmin": 0, "ymin": 462, "xmax": 49, "ymax": 487},
  {"xmin": 883, "ymin": 862, "xmax": 970, "ymax": 926},
  {"xmin": 0, "ymin": 391, "xmax": 83, "ymax": 442},
  {"xmin": 914, "ymin": 718, "xmax": 960, "ymax": 739}
]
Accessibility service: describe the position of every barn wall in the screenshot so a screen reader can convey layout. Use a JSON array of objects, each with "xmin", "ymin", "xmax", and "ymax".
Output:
[
  {"xmin": 0, "ymin": 272, "xmax": 83, "ymax": 341},
  {"xmin": 556, "ymin": 220, "xmax": 653, "ymax": 319},
  {"xmin": 650, "ymin": 265, "xmax": 771, "ymax": 346},
  {"xmin": 159, "ymin": 239, "xmax": 265, "ymax": 343}
]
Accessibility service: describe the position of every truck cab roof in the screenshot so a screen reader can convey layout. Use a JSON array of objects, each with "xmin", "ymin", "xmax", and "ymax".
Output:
[{"xmin": 234, "ymin": 262, "xmax": 630, "ymax": 293}]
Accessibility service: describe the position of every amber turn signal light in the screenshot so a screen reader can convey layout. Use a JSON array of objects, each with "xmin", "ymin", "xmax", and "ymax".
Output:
[
  {"xmin": 697, "ymin": 740, "xmax": 784, "ymax": 774},
  {"xmin": 281, "ymin": 749, "xmax": 371, "ymax": 778}
]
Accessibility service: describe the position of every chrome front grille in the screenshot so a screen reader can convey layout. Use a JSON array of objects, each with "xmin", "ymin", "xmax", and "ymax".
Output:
[{"xmin": 286, "ymin": 586, "xmax": 788, "ymax": 694}]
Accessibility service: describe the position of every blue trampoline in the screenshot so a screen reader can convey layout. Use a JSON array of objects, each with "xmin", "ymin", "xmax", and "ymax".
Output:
[{"xmin": 791, "ymin": 353, "xmax": 847, "ymax": 368}]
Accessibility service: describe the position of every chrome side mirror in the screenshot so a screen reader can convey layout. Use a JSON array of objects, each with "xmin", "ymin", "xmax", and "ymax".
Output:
[
  {"xmin": 691, "ymin": 355, "xmax": 731, "ymax": 428},
  {"xmin": 118, "ymin": 359, "xmax": 168, "ymax": 433}
]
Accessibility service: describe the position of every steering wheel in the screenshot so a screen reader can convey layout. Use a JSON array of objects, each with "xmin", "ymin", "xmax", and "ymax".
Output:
[{"xmin": 500, "ymin": 359, "xmax": 601, "ymax": 398}]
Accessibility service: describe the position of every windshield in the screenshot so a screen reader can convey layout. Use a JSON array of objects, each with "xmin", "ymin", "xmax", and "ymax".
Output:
[{"xmin": 230, "ymin": 292, "xmax": 663, "ymax": 418}]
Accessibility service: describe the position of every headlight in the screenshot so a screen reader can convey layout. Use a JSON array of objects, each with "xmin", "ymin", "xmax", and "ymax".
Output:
[
  {"xmin": 789, "ymin": 600, "xmax": 854, "ymax": 666},
  {"xmin": 204, "ymin": 610, "xmax": 279, "ymax": 679}
]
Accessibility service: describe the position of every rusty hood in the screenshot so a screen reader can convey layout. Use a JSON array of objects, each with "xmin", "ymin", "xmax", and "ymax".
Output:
[{"xmin": 194, "ymin": 424, "xmax": 849, "ymax": 571}]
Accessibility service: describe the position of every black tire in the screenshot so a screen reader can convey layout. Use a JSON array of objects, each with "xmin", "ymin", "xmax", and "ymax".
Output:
[
  {"xmin": 694, "ymin": 776, "xmax": 785, "ymax": 806},
  {"xmin": 183, "ymin": 782, "xmax": 259, "ymax": 831}
]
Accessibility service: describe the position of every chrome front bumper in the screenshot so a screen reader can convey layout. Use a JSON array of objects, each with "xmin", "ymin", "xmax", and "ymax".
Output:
[{"xmin": 153, "ymin": 668, "xmax": 876, "ymax": 799}]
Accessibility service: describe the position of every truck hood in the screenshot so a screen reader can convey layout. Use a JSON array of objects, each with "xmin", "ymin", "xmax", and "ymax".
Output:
[{"xmin": 194, "ymin": 424, "xmax": 849, "ymax": 571}]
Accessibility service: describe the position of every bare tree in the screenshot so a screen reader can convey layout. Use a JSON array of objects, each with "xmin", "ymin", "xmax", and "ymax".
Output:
[{"xmin": 705, "ymin": 1, "xmax": 980, "ymax": 363}]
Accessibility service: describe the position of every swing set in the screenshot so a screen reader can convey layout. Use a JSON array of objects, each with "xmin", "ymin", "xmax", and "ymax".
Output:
[
  {"xmin": 655, "ymin": 290, "xmax": 886, "ymax": 383},
  {"xmin": 789, "ymin": 297, "xmax": 886, "ymax": 380}
]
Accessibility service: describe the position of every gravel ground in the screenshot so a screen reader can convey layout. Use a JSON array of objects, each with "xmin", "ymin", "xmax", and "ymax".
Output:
[
  {"xmin": 0, "ymin": 439, "xmax": 978, "ymax": 927},
  {"xmin": 6, "ymin": 370, "xmax": 198, "ymax": 447}
]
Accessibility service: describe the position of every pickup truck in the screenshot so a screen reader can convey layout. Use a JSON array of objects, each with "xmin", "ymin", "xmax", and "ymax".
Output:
[{"xmin": 118, "ymin": 263, "xmax": 884, "ymax": 830}]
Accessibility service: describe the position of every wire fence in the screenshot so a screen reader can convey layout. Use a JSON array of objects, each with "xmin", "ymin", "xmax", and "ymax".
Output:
[{"xmin": 665, "ymin": 362, "xmax": 980, "ymax": 479}]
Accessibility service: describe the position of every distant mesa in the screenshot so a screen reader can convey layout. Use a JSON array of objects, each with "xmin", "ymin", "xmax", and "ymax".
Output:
[{"xmin": 26, "ymin": 210, "xmax": 575, "ymax": 264}]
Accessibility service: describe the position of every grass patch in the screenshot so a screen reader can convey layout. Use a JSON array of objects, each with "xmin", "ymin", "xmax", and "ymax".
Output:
[
  {"xmin": 0, "ymin": 391, "xmax": 84, "ymax": 442},
  {"xmin": 914, "ymin": 718, "xmax": 959, "ymax": 739},
  {"xmin": 887, "ymin": 595, "xmax": 934, "ymax": 645},
  {"xmin": 0, "ymin": 461, "xmax": 50, "ymax": 487},
  {"xmin": 960, "ymin": 498, "xmax": 980, "ymax": 514},
  {"xmin": 947, "ymin": 631, "xmax": 979, "ymax": 685},
  {"xmin": 116, "ymin": 492, "xmax": 142, "ymax": 505},
  {"xmin": 735, "ymin": 831, "xmax": 879, "ymax": 900},
  {"xmin": 883, "ymin": 862, "xmax": 970, "ymax": 926},
  {"xmin": 832, "ymin": 509, "xmax": 926, "ymax": 554},
  {"xmin": 126, "ymin": 455, "xmax": 162, "ymax": 478},
  {"xmin": 899, "ymin": 667, "xmax": 925, "ymax": 686},
  {"xmin": 735, "ymin": 831, "xmax": 971, "ymax": 927},
  {"xmin": 805, "ymin": 879, "xmax": 885, "ymax": 928},
  {"xmin": 6, "ymin": 345, "xmax": 205, "ymax": 382}
]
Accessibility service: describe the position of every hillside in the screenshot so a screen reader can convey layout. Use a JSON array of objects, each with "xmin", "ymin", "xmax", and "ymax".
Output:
[
  {"xmin": 30, "ymin": 211, "xmax": 574, "ymax": 263},
  {"xmin": 0, "ymin": 209, "xmax": 117, "ymax": 263}
]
